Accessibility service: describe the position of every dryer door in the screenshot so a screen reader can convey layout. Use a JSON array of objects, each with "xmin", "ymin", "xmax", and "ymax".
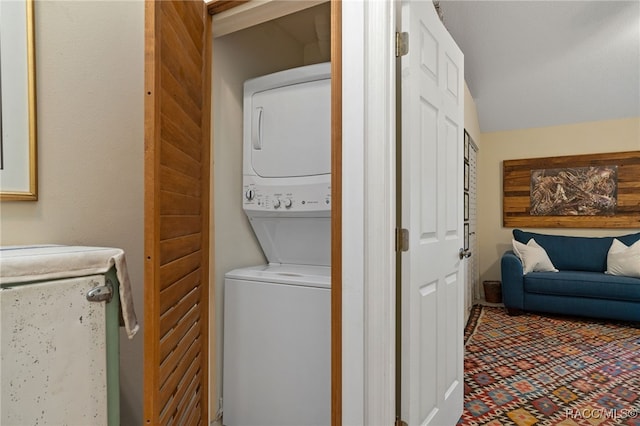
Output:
[{"xmin": 249, "ymin": 78, "xmax": 330, "ymax": 178}]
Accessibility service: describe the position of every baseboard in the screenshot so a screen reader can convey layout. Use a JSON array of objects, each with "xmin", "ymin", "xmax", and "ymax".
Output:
[{"xmin": 474, "ymin": 298, "xmax": 504, "ymax": 308}]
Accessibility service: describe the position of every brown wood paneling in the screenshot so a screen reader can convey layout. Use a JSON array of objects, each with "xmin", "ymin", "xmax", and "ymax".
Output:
[
  {"xmin": 160, "ymin": 38, "xmax": 203, "ymax": 108},
  {"xmin": 160, "ymin": 339, "xmax": 200, "ymax": 401},
  {"xmin": 331, "ymin": 1, "xmax": 342, "ymax": 425},
  {"xmin": 503, "ymin": 151, "xmax": 640, "ymax": 228},
  {"xmin": 185, "ymin": 401, "xmax": 201, "ymax": 426},
  {"xmin": 160, "ymin": 166, "xmax": 201, "ymax": 197},
  {"xmin": 159, "ymin": 251, "xmax": 201, "ymax": 290},
  {"xmin": 144, "ymin": 0, "xmax": 210, "ymax": 424},
  {"xmin": 171, "ymin": 1, "xmax": 205, "ymax": 43},
  {"xmin": 160, "ymin": 216, "xmax": 201, "ymax": 240},
  {"xmin": 160, "ymin": 303, "xmax": 200, "ymax": 362},
  {"xmin": 161, "ymin": 65, "xmax": 202, "ymax": 124},
  {"xmin": 160, "ymin": 7, "xmax": 202, "ymax": 75},
  {"xmin": 207, "ymin": 0, "xmax": 249, "ymax": 15},
  {"xmin": 173, "ymin": 365, "xmax": 202, "ymax": 423},
  {"xmin": 161, "ymin": 272, "xmax": 199, "ymax": 314},
  {"xmin": 160, "ymin": 191, "xmax": 202, "ymax": 215},
  {"xmin": 160, "ymin": 233, "xmax": 202, "ymax": 264},
  {"xmin": 161, "ymin": 93, "xmax": 202, "ymax": 145},
  {"xmin": 160, "ymin": 353, "xmax": 201, "ymax": 424},
  {"xmin": 162, "ymin": 2, "xmax": 203, "ymax": 58},
  {"xmin": 160, "ymin": 287, "xmax": 200, "ymax": 336},
  {"xmin": 161, "ymin": 115, "xmax": 201, "ymax": 160},
  {"xmin": 160, "ymin": 139, "xmax": 202, "ymax": 179},
  {"xmin": 159, "ymin": 332, "xmax": 200, "ymax": 401},
  {"xmin": 159, "ymin": 317, "xmax": 201, "ymax": 384}
]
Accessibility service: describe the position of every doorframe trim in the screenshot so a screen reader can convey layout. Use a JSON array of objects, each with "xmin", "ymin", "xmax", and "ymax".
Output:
[
  {"xmin": 331, "ymin": 1, "xmax": 342, "ymax": 425},
  {"xmin": 341, "ymin": 1, "xmax": 396, "ymax": 424},
  {"xmin": 363, "ymin": 0, "xmax": 396, "ymax": 424}
]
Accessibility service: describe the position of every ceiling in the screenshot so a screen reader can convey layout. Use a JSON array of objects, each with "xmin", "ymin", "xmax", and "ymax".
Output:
[
  {"xmin": 214, "ymin": 1, "xmax": 638, "ymax": 133},
  {"xmin": 438, "ymin": 1, "xmax": 640, "ymax": 133},
  {"xmin": 272, "ymin": 2, "xmax": 330, "ymax": 45}
]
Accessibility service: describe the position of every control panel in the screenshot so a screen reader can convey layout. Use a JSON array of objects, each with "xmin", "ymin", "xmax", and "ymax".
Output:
[{"xmin": 243, "ymin": 182, "xmax": 331, "ymax": 212}]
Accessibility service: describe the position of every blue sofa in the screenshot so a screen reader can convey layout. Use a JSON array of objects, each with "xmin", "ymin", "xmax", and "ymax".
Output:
[{"xmin": 501, "ymin": 229, "xmax": 640, "ymax": 322}]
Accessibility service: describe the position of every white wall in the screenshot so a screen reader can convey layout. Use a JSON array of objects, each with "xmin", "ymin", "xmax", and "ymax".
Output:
[
  {"xmin": 464, "ymin": 83, "xmax": 481, "ymax": 145},
  {"xmin": 0, "ymin": 1, "xmax": 144, "ymax": 424},
  {"xmin": 211, "ymin": 21, "xmax": 307, "ymax": 415},
  {"xmin": 478, "ymin": 117, "xmax": 640, "ymax": 287}
]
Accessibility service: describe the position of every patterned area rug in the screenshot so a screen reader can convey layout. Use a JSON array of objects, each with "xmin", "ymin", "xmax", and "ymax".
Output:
[{"xmin": 459, "ymin": 306, "xmax": 640, "ymax": 426}]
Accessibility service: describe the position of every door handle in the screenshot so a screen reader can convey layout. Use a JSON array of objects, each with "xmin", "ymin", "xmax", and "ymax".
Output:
[
  {"xmin": 459, "ymin": 248, "xmax": 472, "ymax": 259},
  {"xmin": 252, "ymin": 107, "xmax": 263, "ymax": 150}
]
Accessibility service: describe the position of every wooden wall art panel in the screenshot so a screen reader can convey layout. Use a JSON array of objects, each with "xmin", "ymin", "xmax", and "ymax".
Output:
[{"xmin": 503, "ymin": 151, "xmax": 640, "ymax": 228}]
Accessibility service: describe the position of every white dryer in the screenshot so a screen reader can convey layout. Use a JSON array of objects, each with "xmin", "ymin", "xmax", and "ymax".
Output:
[
  {"xmin": 241, "ymin": 61, "xmax": 332, "ymax": 267},
  {"xmin": 223, "ymin": 63, "xmax": 331, "ymax": 426}
]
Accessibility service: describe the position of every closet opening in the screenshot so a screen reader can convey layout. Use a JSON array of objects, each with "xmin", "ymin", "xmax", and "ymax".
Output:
[{"xmin": 209, "ymin": 2, "xmax": 340, "ymax": 424}]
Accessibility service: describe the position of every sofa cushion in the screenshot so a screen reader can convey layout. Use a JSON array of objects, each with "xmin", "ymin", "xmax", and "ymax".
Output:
[
  {"xmin": 524, "ymin": 270, "xmax": 640, "ymax": 302},
  {"xmin": 512, "ymin": 238, "xmax": 558, "ymax": 274},
  {"xmin": 606, "ymin": 239, "xmax": 640, "ymax": 278},
  {"xmin": 513, "ymin": 230, "xmax": 640, "ymax": 273}
]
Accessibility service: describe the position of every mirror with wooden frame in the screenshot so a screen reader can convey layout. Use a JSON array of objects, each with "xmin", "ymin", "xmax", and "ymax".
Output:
[{"xmin": 0, "ymin": 0, "xmax": 37, "ymax": 201}]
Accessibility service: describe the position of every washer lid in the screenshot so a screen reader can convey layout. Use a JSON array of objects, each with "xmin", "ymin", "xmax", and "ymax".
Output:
[{"xmin": 225, "ymin": 264, "xmax": 331, "ymax": 288}]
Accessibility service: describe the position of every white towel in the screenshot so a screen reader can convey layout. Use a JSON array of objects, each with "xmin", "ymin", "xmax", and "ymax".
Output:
[{"xmin": 0, "ymin": 245, "xmax": 139, "ymax": 339}]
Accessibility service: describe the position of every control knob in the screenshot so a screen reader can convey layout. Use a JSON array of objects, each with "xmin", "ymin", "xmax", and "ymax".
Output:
[
  {"xmin": 273, "ymin": 199, "xmax": 281, "ymax": 209},
  {"xmin": 245, "ymin": 189, "xmax": 255, "ymax": 201},
  {"xmin": 283, "ymin": 198, "xmax": 292, "ymax": 209}
]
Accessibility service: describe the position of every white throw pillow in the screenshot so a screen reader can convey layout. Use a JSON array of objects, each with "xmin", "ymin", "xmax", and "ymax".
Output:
[
  {"xmin": 512, "ymin": 238, "xmax": 559, "ymax": 274},
  {"xmin": 606, "ymin": 238, "xmax": 640, "ymax": 278}
]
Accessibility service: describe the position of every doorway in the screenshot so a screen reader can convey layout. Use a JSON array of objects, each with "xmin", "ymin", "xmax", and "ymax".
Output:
[{"xmin": 209, "ymin": 2, "xmax": 337, "ymax": 422}]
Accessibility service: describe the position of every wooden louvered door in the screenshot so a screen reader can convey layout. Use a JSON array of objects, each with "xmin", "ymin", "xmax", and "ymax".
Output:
[{"xmin": 144, "ymin": 1, "xmax": 212, "ymax": 424}]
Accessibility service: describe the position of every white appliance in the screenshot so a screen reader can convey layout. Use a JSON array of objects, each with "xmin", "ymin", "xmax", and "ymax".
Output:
[
  {"xmin": 223, "ymin": 62, "xmax": 331, "ymax": 426},
  {"xmin": 223, "ymin": 265, "xmax": 330, "ymax": 426},
  {"xmin": 242, "ymin": 61, "xmax": 332, "ymax": 267}
]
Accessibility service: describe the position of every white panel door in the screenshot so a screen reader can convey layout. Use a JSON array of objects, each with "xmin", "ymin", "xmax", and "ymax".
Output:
[{"xmin": 400, "ymin": 1, "xmax": 465, "ymax": 425}]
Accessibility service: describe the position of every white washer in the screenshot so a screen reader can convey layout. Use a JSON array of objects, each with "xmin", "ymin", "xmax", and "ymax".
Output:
[{"xmin": 223, "ymin": 264, "xmax": 330, "ymax": 426}]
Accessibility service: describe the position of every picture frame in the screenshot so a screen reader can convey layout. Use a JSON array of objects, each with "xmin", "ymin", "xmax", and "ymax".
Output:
[
  {"xmin": 464, "ymin": 129, "xmax": 470, "ymax": 162},
  {"xmin": 464, "ymin": 223, "xmax": 469, "ymax": 251},
  {"xmin": 464, "ymin": 161, "xmax": 469, "ymax": 191},
  {"xmin": 464, "ymin": 192, "xmax": 469, "ymax": 221},
  {"xmin": 0, "ymin": 0, "xmax": 38, "ymax": 200},
  {"xmin": 530, "ymin": 166, "xmax": 617, "ymax": 216},
  {"xmin": 503, "ymin": 151, "xmax": 640, "ymax": 228}
]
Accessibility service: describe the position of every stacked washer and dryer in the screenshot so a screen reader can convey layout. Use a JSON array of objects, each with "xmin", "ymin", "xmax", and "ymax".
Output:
[{"xmin": 223, "ymin": 62, "xmax": 331, "ymax": 426}]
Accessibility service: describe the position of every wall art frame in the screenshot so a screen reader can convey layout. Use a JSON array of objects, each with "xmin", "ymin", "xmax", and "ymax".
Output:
[
  {"xmin": 464, "ymin": 192, "xmax": 469, "ymax": 222},
  {"xmin": 463, "ymin": 222, "xmax": 469, "ymax": 251},
  {"xmin": 0, "ymin": 0, "xmax": 38, "ymax": 200},
  {"xmin": 463, "ymin": 129, "xmax": 470, "ymax": 162},
  {"xmin": 464, "ymin": 161, "xmax": 469, "ymax": 191},
  {"xmin": 503, "ymin": 151, "xmax": 640, "ymax": 228}
]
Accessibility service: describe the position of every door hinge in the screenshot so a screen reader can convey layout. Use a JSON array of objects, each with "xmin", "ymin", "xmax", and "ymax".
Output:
[
  {"xmin": 395, "ymin": 419, "xmax": 408, "ymax": 426},
  {"xmin": 396, "ymin": 31, "xmax": 409, "ymax": 57},
  {"xmin": 396, "ymin": 228, "xmax": 409, "ymax": 252}
]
